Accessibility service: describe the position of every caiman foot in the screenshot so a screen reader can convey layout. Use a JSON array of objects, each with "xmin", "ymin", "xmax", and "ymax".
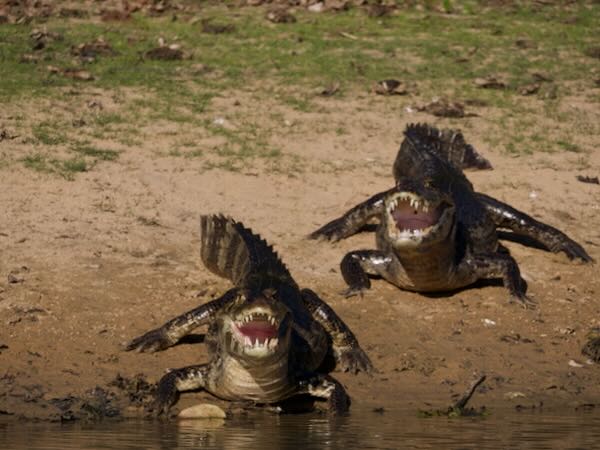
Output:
[
  {"xmin": 308, "ymin": 218, "xmax": 346, "ymax": 242},
  {"xmin": 336, "ymin": 346, "xmax": 374, "ymax": 374},
  {"xmin": 511, "ymin": 293, "xmax": 537, "ymax": 310},
  {"xmin": 341, "ymin": 286, "xmax": 367, "ymax": 299},
  {"xmin": 124, "ymin": 327, "xmax": 173, "ymax": 353},
  {"xmin": 301, "ymin": 375, "xmax": 350, "ymax": 416},
  {"xmin": 153, "ymin": 371, "xmax": 181, "ymax": 417},
  {"xmin": 554, "ymin": 239, "xmax": 594, "ymax": 263}
]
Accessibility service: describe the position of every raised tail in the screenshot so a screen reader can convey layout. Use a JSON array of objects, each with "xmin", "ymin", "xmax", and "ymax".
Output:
[
  {"xmin": 393, "ymin": 123, "xmax": 492, "ymax": 180},
  {"xmin": 200, "ymin": 215, "xmax": 296, "ymax": 289}
]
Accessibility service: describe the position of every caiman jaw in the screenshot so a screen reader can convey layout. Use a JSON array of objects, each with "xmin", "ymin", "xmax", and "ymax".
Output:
[
  {"xmin": 386, "ymin": 192, "xmax": 453, "ymax": 245},
  {"xmin": 231, "ymin": 308, "xmax": 283, "ymax": 357}
]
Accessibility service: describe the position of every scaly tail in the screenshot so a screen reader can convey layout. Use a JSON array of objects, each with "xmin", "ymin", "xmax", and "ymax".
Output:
[{"xmin": 200, "ymin": 214, "xmax": 296, "ymax": 289}]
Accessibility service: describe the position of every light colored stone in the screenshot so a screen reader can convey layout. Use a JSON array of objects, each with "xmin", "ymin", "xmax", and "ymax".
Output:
[{"xmin": 178, "ymin": 403, "xmax": 227, "ymax": 420}]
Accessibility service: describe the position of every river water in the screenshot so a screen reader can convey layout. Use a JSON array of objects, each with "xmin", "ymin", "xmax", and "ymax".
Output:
[{"xmin": 1, "ymin": 407, "xmax": 599, "ymax": 450}]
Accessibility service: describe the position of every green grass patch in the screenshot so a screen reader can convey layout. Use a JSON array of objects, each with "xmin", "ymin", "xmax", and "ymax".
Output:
[
  {"xmin": 0, "ymin": 4, "xmax": 596, "ymax": 105},
  {"xmin": 21, "ymin": 153, "xmax": 87, "ymax": 179},
  {"xmin": 30, "ymin": 122, "xmax": 68, "ymax": 146},
  {"xmin": 72, "ymin": 144, "xmax": 120, "ymax": 161}
]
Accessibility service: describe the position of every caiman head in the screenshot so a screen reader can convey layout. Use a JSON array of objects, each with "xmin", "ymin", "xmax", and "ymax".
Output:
[
  {"xmin": 218, "ymin": 288, "xmax": 292, "ymax": 363},
  {"xmin": 384, "ymin": 176, "xmax": 456, "ymax": 249}
]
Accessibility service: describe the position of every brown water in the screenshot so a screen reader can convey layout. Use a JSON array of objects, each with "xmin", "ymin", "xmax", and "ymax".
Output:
[{"xmin": 1, "ymin": 408, "xmax": 600, "ymax": 450}]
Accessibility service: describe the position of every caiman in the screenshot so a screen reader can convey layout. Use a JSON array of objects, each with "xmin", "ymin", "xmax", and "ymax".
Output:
[
  {"xmin": 126, "ymin": 215, "xmax": 372, "ymax": 415},
  {"xmin": 309, "ymin": 123, "xmax": 592, "ymax": 307}
]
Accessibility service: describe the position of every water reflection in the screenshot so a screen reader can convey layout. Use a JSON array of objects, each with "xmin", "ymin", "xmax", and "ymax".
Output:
[{"xmin": 1, "ymin": 408, "xmax": 600, "ymax": 450}]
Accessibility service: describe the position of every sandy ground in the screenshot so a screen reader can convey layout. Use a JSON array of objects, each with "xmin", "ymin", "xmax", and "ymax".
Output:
[{"xmin": 1, "ymin": 83, "xmax": 600, "ymax": 421}]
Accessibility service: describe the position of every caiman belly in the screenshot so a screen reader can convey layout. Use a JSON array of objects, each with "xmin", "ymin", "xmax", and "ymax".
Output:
[{"xmin": 209, "ymin": 356, "xmax": 297, "ymax": 403}]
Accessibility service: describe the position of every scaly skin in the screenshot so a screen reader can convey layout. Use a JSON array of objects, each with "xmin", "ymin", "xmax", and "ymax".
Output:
[
  {"xmin": 126, "ymin": 215, "xmax": 372, "ymax": 416},
  {"xmin": 310, "ymin": 123, "xmax": 591, "ymax": 307}
]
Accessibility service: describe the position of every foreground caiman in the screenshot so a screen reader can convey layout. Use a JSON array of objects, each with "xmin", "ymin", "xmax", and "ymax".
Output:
[
  {"xmin": 310, "ymin": 124, "xmax": 592, "ymax": 307},
  {"xmin": 126, "ymin": 215, "xmax": 372, "ymax": 415}
]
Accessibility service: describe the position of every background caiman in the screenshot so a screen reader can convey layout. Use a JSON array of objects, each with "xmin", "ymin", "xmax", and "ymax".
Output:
[{"xmin": 310, "ymin": 123, "xmax": 592, "ymax": 307}]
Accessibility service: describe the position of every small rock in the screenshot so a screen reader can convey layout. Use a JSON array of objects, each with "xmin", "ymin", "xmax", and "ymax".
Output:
[
  {"xmin": 7, "ymin": 273, "xmax": 24, "ymax": 284},
  {"xmin": 308, "ymin": 2, "xmax": 325, "ymax": 13},
  {"xmin": 505, "ymin": 391, "xmax": 526, "ymax": 399},
  {"xmin": 568, "ymin": 359, "xmax": 584, "ymax": 368},
  {"xmin": 482, "ymin": 318, "xmax": 496, "ymax": 327},
  {"xmin": 178, "ymin": 403, "xmax": 227, "ymax": 419}
]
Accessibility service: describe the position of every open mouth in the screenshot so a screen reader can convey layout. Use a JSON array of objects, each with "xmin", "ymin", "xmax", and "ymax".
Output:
[
  {"xmin": 233, "ymin": 310, "xmax": 280, "ymax": 351},
  {"xmin": 387, "ymin": 193, "xmax": 447, "ymax": 237}
]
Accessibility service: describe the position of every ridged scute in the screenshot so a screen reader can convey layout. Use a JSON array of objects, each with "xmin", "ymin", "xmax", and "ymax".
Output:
[
  {"xmin": 393, "ymin": 123, "xmax": 491, "ymax": 180},
  {"xmin": 200, "ymin": 214, "xmax": 296, "ymax": 290}
]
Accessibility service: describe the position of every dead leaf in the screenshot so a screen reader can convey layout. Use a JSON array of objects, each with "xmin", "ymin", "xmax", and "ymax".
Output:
[
  {"xmin": 416, "ymin": 98, "xmax": 471, "ymax": 118},
  {"xmin": 71, "ymin": 38, "xmax": 116, "ymax": 60},
  {"xmin": 373, "ymin": 79, "xmax": 408, "ymax": 95},
  {"xmin": 326, "ymin": 0, "xmax": 351, "ymax": 11},
  {"xmin": 515, "ymin": 38, "xmax": 537, "ymax": 49},
  {"xmin": 308, "ymin": 2, "xmax": 325, "ymax": 13},
  {"xmin": 474, "ymin": 76, "xmax": 506, "ymax": 89},
  {"xmin": 519, "ymin": 83, "xmax": 540, "ymax": 96},
  {"xmin": 531, "ymin": 72, "xmax": 553, "ymax": 83},
  {"xmin": 145, "ymin": 46, "xmax": 184, "ymax": 60},
  {"xmin": 0, "ymin": 129, "xmax": 18, "ymax": 141},
  {"xmin": 100, "ymin": 9, "xmax": 131, "ymax": 22},
  {"xmin": 46, "ymin": 65, "xmax": 61, "ymax": 74},
  {"xmin": 62, "ymin": 69, "xmax": 94, "ymax": 81},
  {"xmin": 266, "ymin": 9, "xmax": 296, "ymax": 24},
  {"xmin": 319, "ymin": 82, "xmax": 340, "ymax": 97},
  {"xmin": 367, "ymin": 4, "xmax": 395, "ymax": 17},
  {"xmin": 201, "ymin": 19, "xmax": 235, "ymax": 34},
  {"xmin": 583, "ymin": 46, "xmax": 600, "ymax": 59},
  {"xmin": 20, "ymin": 53, "xmax": 41, "ymax": 63},
  {"xmin": 59, "ymin": 8, "xmax": 88, "ymax": 19}
]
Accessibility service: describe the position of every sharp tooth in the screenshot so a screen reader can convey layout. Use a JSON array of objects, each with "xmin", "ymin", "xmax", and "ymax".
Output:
[{"xmin": 244, "ymin": 336, "xmax": 251, "ymax": 347}]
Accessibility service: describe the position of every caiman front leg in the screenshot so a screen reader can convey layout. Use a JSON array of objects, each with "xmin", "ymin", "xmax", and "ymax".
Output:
[
  {"xmin": 298, "ymin": 374, "xmax": 350, "ymax": 415},
  {"xmin": 154, "ymin": 364, "xmax": 211, "ymax": 416},
  {"xmin": 457, "ymin": 252, "xmax": 535, "ymax": 308},
  {"xmin": 308, "ymin": 189, "xmax": 392, "ymax": 242},
  {"xmin": 340, "ymin": 249, "xmax": 395, "ymax": 296},
  {"xmin": 477, "ymin": 193, "xmax": 593, "ymax": 262},
  {"xmin": 125, "ymin": 288, "xmax": 239, "ymax": 352},
  {"xmin": 300, "ymin": 288, "xmax": 373, "ymax": 374}
]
